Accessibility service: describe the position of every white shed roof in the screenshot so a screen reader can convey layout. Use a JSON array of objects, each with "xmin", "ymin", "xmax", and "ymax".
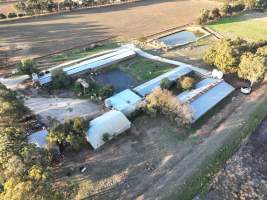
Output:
[
  {"xmin": 28, "ymin": 129, "xmax": 48, "ymax": 148},
  {"xmin": 86, "ymin": 110, "xmax": 131, "ymax": 149},
  {"xmin": 104, "ymin": 89, "xmax": 142, "ymax": 116}
]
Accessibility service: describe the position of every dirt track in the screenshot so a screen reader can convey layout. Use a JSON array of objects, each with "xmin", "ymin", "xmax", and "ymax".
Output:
[{"xmin": 0, "ymin": 0, "xmax": 219, "ymax": 63}]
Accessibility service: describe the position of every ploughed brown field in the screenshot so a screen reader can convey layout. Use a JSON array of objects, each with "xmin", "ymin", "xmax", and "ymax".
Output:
[{"xmin": 0, "ymin": 0, "xmax": 219, "ymax": 64}]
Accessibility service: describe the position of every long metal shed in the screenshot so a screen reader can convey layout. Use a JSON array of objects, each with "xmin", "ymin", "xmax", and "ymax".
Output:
[
  {"xmin": 177, "ymin": 78, "xmax": 235, "ymax": 121},
  {"xmin": 133, "ymin": 66, "xmax": 192, "ymax": 97},
  {"xmin": 86, "ymin": 110, "xmax": 131, "ymax": 149},
  {"xmin": 38, "ymin": 47, "xmax": 136, "ymax": 85}
]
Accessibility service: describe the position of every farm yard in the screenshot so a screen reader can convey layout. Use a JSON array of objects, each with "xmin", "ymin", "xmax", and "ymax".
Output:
[
  {"xmin": 0, "ymin": 1, "xmax": 267, "ymax": 200},
  {"xmin": 0, "ymin": 0, "xmax": 220, "ymax": 64}
]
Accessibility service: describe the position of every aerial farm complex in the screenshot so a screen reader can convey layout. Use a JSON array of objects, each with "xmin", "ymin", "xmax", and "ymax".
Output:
[{"xmin": 0, "ymin": 0, "xmax": 267, "ymax": 199}]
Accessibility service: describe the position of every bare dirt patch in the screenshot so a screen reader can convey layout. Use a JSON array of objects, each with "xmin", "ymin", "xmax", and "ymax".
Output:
[{"xmin": 0, "ymin": 0, "xmax": 220, "ymax": 64}]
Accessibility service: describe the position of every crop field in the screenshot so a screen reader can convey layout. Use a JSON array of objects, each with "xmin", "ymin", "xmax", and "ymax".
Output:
[
  {"xmin": 208, "ymin": 12, "xmax": 267, "ymax": 41},
  {"xmin": 0, "ymin": 0, "xmax": 219, "ymax": 63}
]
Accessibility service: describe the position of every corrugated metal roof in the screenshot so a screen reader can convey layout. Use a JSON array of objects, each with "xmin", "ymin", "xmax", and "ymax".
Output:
[
  {"xmin": 86, "ymin": 110, "xmax": 131, "ymax": 149},
  {"xmin": 38, "ymin": 48, "xmax": 136, "ymax": 85},
  {"xmin": 105, "ymin": 89, "xmax": 142, "ymax": 116},
  {"xmin": 177, "ymin": 78, "xmax": 235, "ymax": 121},
  {"xmin": 133, "ymin": 66, "xmax": 192, "ymax": 97}
]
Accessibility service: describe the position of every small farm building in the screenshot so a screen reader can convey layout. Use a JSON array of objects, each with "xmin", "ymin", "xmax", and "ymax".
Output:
[
  {"xmin": 105, "ymin": 89, "xmax": 142, "ymax": 116},
  {"xmin": 86, "ymin": 110, "xmax": 131, "ymax": 149}
]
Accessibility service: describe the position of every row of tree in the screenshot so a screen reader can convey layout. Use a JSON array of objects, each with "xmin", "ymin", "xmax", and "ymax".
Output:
[
  {"xmin": 0, "ymin": 83, "xmax": 78, "ymax": 200},
  {"xmin": 198, "ymin": 0, "xmax": 267, "ymax": 25},
  {"xmin": 204, "ymin": 38, "xmax": 267, "ymax": 86},
  {"xmin": 13, "ymin": 0, "xmax": 127, "ymax": 16}
]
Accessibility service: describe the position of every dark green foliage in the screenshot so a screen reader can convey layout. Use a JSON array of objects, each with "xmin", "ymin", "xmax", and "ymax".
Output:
[
  {"xmin": 17, "ymin": 58, "xmax": 39, "ymax": 76},
  {"xmin": 0, "ymin": 13, "xmax": 7, "ymax": 19},
  {"xmin": 102, "ymin": 133, "xmax": 111, "ymax": 142},
  {"xmin": 232, "ymin": 2, "xmax": 246, "ymax": 12},
  {"xmin": 221, "ymin": 3, "xmax": 233, "ymax": 16},
  {"xmin": 7, "ymin": 12, "xmax": 17, "ymax": 18},
  {"xmin": 211, "ymin": 8, "xmax": 221, "ymax": 19},
  {"xmin": 160, "ymin": 78, "xmax": 173, "ymax": 90},
  {"xmin": 51, "ymin": 69, "xmax": 73, "ymax": 89}
]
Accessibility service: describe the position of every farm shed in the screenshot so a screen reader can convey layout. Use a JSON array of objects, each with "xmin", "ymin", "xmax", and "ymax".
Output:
[
  {"xmin": 86, "ymin": 110, "xmax": 131, "ymax": 149},
  {"xmin": 105, "ymin": 89, "xmax": 142, "ymax": 116},
  {"xmin": 133, "ymin": 66, "xmax": 192, "ymax": 97},
  {"xmin": 38, "ymin": 47, "xmax": 136, "ymax": 85},
  {"xmin": 28, "ymin": 129, "xmax": 49, "ymax": 148},
  {"xmin": 177, "ymin": 78, "xmax": 235, "ymax": 121}
]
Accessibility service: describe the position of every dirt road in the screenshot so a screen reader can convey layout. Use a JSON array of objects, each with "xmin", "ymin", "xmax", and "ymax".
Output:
[{"xmin": 0, "ymin": 0, "xmax": 219, "ymax": 63}]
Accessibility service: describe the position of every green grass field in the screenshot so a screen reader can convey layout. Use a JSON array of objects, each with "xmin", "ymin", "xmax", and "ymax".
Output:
[{"xmin": 208, "ymin": 12, "xmax": 267, "ymax": 41}]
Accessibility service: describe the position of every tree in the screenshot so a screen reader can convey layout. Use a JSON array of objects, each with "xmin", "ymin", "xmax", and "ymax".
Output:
[
  {"xmin": 211, "ymin": 7, "xmax": 221, "ymax": 19},
  {"xmin": 197, "ymin": 9, "xmax": 210, "ymax": 24},
  {"xmin": 203, "ymin": 39, "xmax": 241, "ymax": 73},
  {"xmin": 238, "ymin": 53, "xmax": 266, "ymax": 86},
  {"xmin": 179, "ymin": 76, "xmax": 195, "ymax": 90},
  {"xmin": 221, "ymin": 3, "xmax": 232, "ymax": 16},
  {"xmin": 145, "ymin": 88, "xmax": 193, "ymax": 125},
  {"xmin": 256, "ymin": 45, "xmax": 267, "ymax": 57},
  {"xmin": 160, "ymin": 78, "xmax": 172, "ymax": 90},
  {"xmin": 51, "ymin": 69, "xmax": 72, "ymax": 89},
  {"xmin": 17, "ymin": 58, "xmax": 39, "ymax": 76},
  {"xmin": 73, "ymin": 117, "xmax": 86, "ymax": 135},
  {"xmin": 47, "ymin": 124, "xmax": 66, "ymax": 145}
]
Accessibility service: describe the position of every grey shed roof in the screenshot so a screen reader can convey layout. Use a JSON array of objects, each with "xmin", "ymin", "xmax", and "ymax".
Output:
[
  {"xmin": 177, "ymin": 78, "xmax": 235, "ymax": 121},
  {"xmin": 133, "ymin": 66, "xmax": 192, "ymax": 97},
  {"xmin": 105, "ymin": 89, "xmax": 142, "ymax": 116}
]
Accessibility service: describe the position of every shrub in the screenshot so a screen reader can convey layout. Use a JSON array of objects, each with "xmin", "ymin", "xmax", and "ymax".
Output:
[
  {"xmin": 256, "ymin": 45, "xmax": 267, "ymax": 57},
  {"xmin": 0, "ymin": 13, "xmax": 7, "ymax": 19},
  {"xmin": 98, "ymin": 85, "xmax": 114, "ymax": 99},
  {"xmin": 145, "ymin": 88, "xmax": 193, "ymax": 125},
  {"xmin": 102, "ymin": 133, "xmax": 111, "ymax": 142},
  {"xmin": 160, "ymin": 78, "xmax": 173, "ymax": 90},
  {"xmin": 232, "ymin": 2, "xmax": 246, "ymax": 12},
  {"xmin": 211, "ymin": 8, "xmax": 221, "ymax": 19},
  {"xmin": 221, "ymin": 3, "xmax": 232, "ymax": 16},
  {"xmin": 17, "ymin": 58, "xmax": 39, "ymax": 76},
  {"xmin": 18, "ymin": 13, "xmax": 25, "ymax": 17},
  {"xmin": 238, "ymin": 53, "xmax": 266, "ymax": 86},
  {"xmin": 197, "ymin": 9, "xmax": 210, "ymax": 24},
  {"xmin": 7, "ymin": 12, "xmax": 17, "ymax": 18},
  {"xmin": 179, "ymin": 76, "xmax": 195, "ymax": 90},
  {"xmin": 51, "ymin": 69, "xmax": 72, "ymax": 89}
]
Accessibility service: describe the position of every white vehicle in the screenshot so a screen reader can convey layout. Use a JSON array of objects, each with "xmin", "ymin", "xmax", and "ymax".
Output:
[{"xmin": 241, "ymin": 87, "xmax": 252, "ymax": 94}]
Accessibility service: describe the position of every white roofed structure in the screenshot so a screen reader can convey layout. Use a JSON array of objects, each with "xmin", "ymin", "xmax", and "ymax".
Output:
[
  {"xmin": 86, "ymin": 110, "xmax": 131, "ymax": 149},
  {"xmin": 105, "ymin": 89, "xmax": 142, "ymax": 116}
]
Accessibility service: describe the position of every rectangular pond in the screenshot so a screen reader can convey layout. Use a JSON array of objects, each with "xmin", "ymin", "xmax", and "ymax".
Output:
[
  {"xmin": 94, "ymin": 69, "xmax": 139, "ymax": 93},
  {"xmin": 158, "ymin": 30, "xmax": 206, "ymax": 47}
]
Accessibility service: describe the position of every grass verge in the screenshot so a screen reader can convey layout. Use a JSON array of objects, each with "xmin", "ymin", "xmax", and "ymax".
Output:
[{"xmin": 174, "ymin": 97, "xmax": 267, "ymax": 200}]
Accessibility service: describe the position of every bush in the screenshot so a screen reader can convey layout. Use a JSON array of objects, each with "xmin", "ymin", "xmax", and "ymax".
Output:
[
  {"xmin": 197, "ymin": 9, "xmax": 210, "ymax": 25},
  {"xmin": 211, "ymin": 8, "xmax": 221, "ymax": 19},
  {"xmin": 98, "ymin": 85, "xmax": 114, "ymax": 99},
  {"xmin": 160, "ymin": 78, "xmax": 173, "ymax": 90},
  {"xmin": 7, "ymin": 12, "xmax": 17, "ymax": 18},
  {"xmin": 18, "ymin": 13, "xmax": 25, "ymax": 17},
  {"xmin": 51, "ymin": 69, "xmax": 72, "ymax": 89},
  {"xmin": 221, "ymin": 4, "xmax": 232, "ymax": 16},
  {"xmin": 145, "ymin": 88, "xmax": 193, "ymax": 125},
  {"xmin": 17, "ymin": 58, "xmax": 39, "ymax": 76},
  {"xmin": 256, "ymin": 45, "xmax": 267, "ymax": 57},
  {"xmin": 102, "ymin": 133, "xmax": 111, "ymax": 142},
  {"xmin": 179, "ymin": 76, "xmax": 195, "ymax": 90},
  {"xmin": 0, "ymin": 13, "xmax": 7, "ymax": 19},
  {"xmin": 232, "ymin": 2, "xmax": 246, "ymax": 12}
]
